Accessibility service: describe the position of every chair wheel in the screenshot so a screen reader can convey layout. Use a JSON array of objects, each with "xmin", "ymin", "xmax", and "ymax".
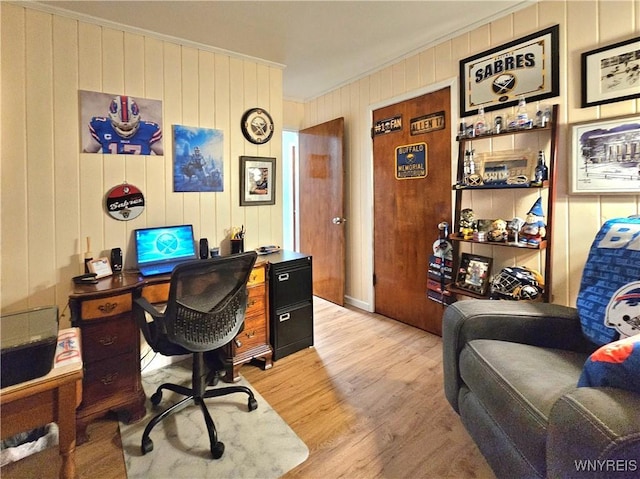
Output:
[
  {"xmin": 211, "ymin": 441, "xmax": 225, "ymax": 459},
  {"xmin": 141, "ymin": 437, "xmax": 154, "ymax": 455},
  {"xmin": 248, "ymin": 397, "xmax": 258, "ymax": 411},
  {"xmin": 150, "ymin": 391, "xmax": 163, "ymax": 405}
]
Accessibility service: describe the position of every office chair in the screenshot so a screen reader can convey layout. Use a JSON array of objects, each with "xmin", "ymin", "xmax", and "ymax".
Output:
[{"xmin": 132, "ymin": 251, "xmax": 258, "ymax": 459}]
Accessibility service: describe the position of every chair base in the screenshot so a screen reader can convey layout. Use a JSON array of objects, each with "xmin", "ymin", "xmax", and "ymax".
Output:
[{"xmin": 140, "ymin": 353, "xmax": 258, "ymax": 459}]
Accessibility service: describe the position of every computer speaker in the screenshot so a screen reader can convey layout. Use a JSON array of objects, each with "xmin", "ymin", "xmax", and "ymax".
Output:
[
  {"xmin": 199, "ymin": 238, "xmax": 209, "ymax": 259},
  {"xmin": 110, "ymin": 247, "xmax": 123, "ymax": 272}
]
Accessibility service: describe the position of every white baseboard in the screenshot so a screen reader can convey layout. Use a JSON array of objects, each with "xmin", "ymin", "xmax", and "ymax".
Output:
[{"xmin": 344, "ymin": 295, "xmax": 373, "ymax": 312}]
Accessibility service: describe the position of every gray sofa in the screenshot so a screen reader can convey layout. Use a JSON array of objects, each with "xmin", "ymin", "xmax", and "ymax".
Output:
[{"xmin": 443, "ymin": 299, "xmax": 640, "ymax": 479}]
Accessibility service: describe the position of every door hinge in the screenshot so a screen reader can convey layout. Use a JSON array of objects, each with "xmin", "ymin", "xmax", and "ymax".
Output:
[{"xmin": 373, "ymin": 273, "xmax": 376, "ymax": 286}]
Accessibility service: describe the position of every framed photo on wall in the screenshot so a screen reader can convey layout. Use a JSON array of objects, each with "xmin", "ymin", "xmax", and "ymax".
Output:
[
  {"xmin": 459, "ymin": 25, "xmax": 559, "ymax": 117},
  {"xmin": 240, "ymin": 156, "xmax": 276, "ymax": 206},
  {"xmin": 570, "ymin": 114, "xmax": 640, "ymax": 194},
  {"xmin": 581, "ymin": 36, "xmax": 640, "ymax": 108},
  {"xmin": 455, "ymin": 253, "xmax": 492, "ymax": 296}
]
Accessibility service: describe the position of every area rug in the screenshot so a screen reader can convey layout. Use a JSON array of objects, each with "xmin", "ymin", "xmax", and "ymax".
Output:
[{"xmin": 119, "ymin": 359, "xmax": 308, "ymax": 479}]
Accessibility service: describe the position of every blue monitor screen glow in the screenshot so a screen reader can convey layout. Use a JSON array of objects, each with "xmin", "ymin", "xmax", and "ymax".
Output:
[{"xmin": 134, "ymin": 225, "xmax": 197, "ymax": 266}]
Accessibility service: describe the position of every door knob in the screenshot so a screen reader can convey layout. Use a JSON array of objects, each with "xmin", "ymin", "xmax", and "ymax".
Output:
[{"xmin": 332, "ymin": 217, "xmax": 346, "ymax": 224}]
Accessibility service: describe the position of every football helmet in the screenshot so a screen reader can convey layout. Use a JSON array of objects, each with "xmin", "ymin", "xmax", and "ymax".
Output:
[
  {"xmin": 490, "ymin": 266, "xmax": 544, "ymax": 301},
  {"xmin": 109, "ymin": 96, "xmax": 141, "ymax": 138},
  {"xmin": 605, "ymin": 281, "xmax": 640, "ymax": 337}
]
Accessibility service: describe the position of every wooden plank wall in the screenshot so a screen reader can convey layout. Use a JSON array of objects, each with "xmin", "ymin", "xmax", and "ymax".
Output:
[
  {"xmin": 0, "ymin": 3, "xmax": 284, "ymax": 326},
  {"xmin": 303, "ymin": 0, "xmax": 640, "ymax": 311}
]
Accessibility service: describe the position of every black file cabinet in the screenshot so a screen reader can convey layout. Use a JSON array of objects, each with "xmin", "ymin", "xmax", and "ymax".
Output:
[{"xmin": 268, "ymin": 251, "xmax": 314, "ymax": 360}]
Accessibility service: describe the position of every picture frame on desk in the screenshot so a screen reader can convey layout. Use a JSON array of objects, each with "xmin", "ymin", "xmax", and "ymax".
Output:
[
  {"xmin": 455, "ymin": 253, "xmax": 492, "ymax": 296},
  {"xmin": 87, "ymin": 256, "xmax": 113, "ymax": 278}
]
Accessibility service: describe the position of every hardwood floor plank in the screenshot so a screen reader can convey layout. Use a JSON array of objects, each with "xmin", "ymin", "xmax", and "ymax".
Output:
[{"xmin": 1, "ymin": 297, "xmax": 494, "ymax": 479}]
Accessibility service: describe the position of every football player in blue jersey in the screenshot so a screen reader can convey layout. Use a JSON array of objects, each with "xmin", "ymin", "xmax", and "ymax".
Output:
[{"xmin": 83, "ymin": 95, "xmax": 163, "ymax": 155}]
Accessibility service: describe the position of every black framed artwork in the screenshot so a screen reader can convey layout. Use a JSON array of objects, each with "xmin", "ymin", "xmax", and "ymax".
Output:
[
  {"xmin": 459, "ymin": 25, "xmax": 560, "ymax": 117},
  {"xmin": 239, "ymin": 156, "xmax": 276, "ymax": 206},
  {"xmin": 581, "ymin": 36, "xmax": 640, "ymax": 108}
]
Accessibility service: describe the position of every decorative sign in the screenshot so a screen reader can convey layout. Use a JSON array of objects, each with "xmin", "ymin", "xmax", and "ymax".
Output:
[
  {"xmin": 410, "ymin": 111, "xmax": 445, "ymax": 136},
  {"xmin": 459, "ymin": 25, "xmax": 559, "ymax": 117},
  {"xmin": 105, "ymin": 183, "xmax": 145, "ymax": 220},
  {"xmin": 395, "ymin": 142, "xmax": 427, "ymax": 180},
  {"xmin": 373, "ymin": 115, "xmax": 402, "ymax": 136}
]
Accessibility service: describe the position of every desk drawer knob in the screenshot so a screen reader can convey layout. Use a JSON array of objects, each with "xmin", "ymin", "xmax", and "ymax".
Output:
[
  {"xmin": 98, "ymin": 302, "xmax": 118, "ymax": 314},
  {"xmin": 99, "ymin": 335, "xmax": 117, "ymax": 346},
  {"xmin": 244, "ymin": 330, "xmax": 256, "ymax": 339},
  {"xmin": 235, "ymin": 338, "xmax": 242, "ymax": 347},
  {"xmin": 100, "ymin": 372, "xmax": 119, "ymax": 385}
]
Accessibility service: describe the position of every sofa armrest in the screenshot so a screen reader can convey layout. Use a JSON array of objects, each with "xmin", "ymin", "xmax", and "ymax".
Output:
[
  {"xmin": 442, "ymin": 300, "xmax": 596, "ymax": 412},
  {"xmin": 547, "ymin": 387, "xmax": 640, "ymax": 478}
]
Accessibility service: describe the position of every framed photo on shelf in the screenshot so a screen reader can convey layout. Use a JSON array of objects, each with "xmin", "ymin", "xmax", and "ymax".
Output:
[
  {"xmin": 569, "ymin": 114, "xmax": 640, "ymax": 194},
  {"xmin": 240, "ymin": 156, "xmax": 276, "ymax": 206},
  {"xmin": 581, "ymin": 36, "xmax": 640, "ymax": 108},
  {"xmin": 459, "ymin": 25, "xmax": 559, "ymax": 117},
  {"xmin": 478, "ymin": 149, "xmax": 536, "ymax": 186},
  {"xmin": 456, "ymin": 253, "xmax": 492, "ymax": 296}
]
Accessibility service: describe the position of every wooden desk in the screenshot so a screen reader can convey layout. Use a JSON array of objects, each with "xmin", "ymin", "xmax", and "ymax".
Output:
[
  {"xmin": 0, "ymin": 345, "xmax": 83, "ymax": 479},
  {"xmin": 68, "ymin": 260, "xmax": 272, "ymax": 441}
]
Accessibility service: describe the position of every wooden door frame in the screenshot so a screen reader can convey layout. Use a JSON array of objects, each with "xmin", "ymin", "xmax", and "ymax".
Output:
[{"xmin": 365, "ymin": 78, "xmax": 458, "ymax": 312}]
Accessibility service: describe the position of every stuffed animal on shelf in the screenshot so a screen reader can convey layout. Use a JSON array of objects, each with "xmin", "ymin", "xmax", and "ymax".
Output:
[
  {"xmin": 459, "ymin": 208, "xmax": 476, "ymax": 240},
  {"xmin": 488, "ymin": 218, "xmax": 508, "ymax": 242},
  {"xmin": 520, "ymin": 198, "xmax": 546, "ymax": 246}
]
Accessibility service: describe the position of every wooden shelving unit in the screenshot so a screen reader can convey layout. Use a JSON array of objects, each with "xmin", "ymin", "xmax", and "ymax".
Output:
[{"xmin": 449, "ymin": 104, "xmax": 559, "ymax": 302}]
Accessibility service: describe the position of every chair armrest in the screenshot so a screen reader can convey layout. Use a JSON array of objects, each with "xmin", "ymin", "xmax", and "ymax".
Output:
[
  {"xmin": 132, "ymin": 296, "xmax": 164, "ymax": 346},
  {"xmin": 442, "ymin": 300, "xmax": 596, "ymax": 412},
  {"xmin": 547, "ymin": 387, "xmax": 640, "ymax": 478}
]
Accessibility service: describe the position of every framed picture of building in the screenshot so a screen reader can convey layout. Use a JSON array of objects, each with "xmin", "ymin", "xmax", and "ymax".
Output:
[{"xmin": 570, "ymin": 114, "xmax": 640, "ymax": 194}]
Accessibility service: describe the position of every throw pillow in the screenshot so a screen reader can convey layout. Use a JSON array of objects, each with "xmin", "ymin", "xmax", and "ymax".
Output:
[
  {"xmin": 576, "ymin": 217, "xmax": 640, "ymax": 345},
  {"xmin": 578, "ymin": 334, "xmax": 640, "ymax": 394}
]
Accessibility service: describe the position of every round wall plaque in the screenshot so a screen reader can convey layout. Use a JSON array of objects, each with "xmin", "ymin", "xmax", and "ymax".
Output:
[
  {"xmin": 241, "ymin": 108, "xmax": 274, "ymax": 144},
  {"xmin": 105, "ymin": 183, "xmax": 145, "ymax": 221}
]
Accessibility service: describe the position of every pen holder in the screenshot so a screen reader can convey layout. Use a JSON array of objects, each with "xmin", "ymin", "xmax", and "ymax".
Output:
[{"xmin": 231, "ymin": 238, "xmax": 244, "ymax": 254}]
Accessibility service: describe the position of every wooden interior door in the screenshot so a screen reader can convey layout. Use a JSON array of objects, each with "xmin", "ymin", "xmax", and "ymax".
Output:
[
  {"xmin": 373, "ymin": 88, "xmax": 451, "ymax": 335},
  {"xmin": 299, "ymin": 118, "xmax": 345, "ymax": 305}
]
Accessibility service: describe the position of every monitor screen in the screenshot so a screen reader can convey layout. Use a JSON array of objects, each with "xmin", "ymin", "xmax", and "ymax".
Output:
[{"xmin": 134, "ymin": 224, "xmax": 197, "ymax": 266}]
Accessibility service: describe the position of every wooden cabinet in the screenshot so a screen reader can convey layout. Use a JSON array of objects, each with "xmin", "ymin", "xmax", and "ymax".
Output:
[
  {"xmin": 449, "ymin": 104, "xmax": 558, "ymax": 302},
  {"xmin": 68, "ymin": 276, "xmax": 147, "ymax": 444}
]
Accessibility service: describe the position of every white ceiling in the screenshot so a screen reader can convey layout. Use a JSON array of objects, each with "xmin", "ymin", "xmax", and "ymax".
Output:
[{"xmin": 39, "ymin": 1, "xmax": 533, "ymax": 102}]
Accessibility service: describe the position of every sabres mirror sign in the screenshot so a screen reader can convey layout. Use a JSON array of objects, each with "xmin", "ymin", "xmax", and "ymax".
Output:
[
  {"xmin": 459, "ymin": 25, "xmax": 559, "ymax": 117},
  {"xmin": 396, "ymin": 142, "xmax": 427, "ymax": 180}
]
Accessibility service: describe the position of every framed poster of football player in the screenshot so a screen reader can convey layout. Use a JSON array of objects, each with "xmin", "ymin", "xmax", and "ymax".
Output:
[
  {"xmin": 459, "ymin": 25, "xmax": 559, "ymax": 117},
  {"xmin": 79, "ymin": 90, "xmax": 164, "ymax": 155}
]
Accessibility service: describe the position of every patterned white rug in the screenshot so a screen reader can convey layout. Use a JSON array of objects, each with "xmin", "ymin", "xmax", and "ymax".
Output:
[{"xmin": 119, "ymin": 359, "xmax": 308, "ymax": 479}]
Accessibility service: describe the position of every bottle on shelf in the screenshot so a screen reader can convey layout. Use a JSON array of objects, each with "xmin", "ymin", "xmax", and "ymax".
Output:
[
  {"xmin": 516, "ymin": 96, "xmax": 529, "ymax": 129},
  {"xmin": 534, "ymin": 150, "xmax": 549, "ymax": 183},
  {"xmin": 474, "ymin": 107, "xmax": 487, "ymax": 136}
]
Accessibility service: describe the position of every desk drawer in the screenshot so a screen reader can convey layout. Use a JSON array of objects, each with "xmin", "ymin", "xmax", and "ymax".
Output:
[
  {"xmin": 82, "ymin": 316, "xmax": 137, "ymax": 363},
  {"xmin": 246, "ymin": 284, "xmax": 265, "ymax": 315},
  {"xmin": 82, "ymin": 351, "xmax": 139, "ymax": 405},
  {"xmin": 235, "ymin": 313, "xmax": 266, "ymax": 354},
  {"xmin": 81, "ymin": 293, "xmax": 132, "ymax": 320},
  {"xmin": 247, "ymin": 265, "xmax": 265, "ymax": 287},
  {"xmin": 141, "ymin": 283, "xmax": 170, "ymax": 304}
]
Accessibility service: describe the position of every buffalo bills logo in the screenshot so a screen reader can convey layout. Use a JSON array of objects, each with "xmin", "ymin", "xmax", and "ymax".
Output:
[{"xmin": 606, "ymin": 282, "xmax": 640, "ymax": 337}]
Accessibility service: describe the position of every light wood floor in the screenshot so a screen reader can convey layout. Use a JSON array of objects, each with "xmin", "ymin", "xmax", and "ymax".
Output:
[{"xmin": 2, "ymin": 297, "xmax": 494, "ymax": 479}]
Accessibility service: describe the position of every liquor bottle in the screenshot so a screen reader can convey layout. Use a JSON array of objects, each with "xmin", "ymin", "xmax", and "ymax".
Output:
[
  {"xmin": 516, "ymin": 96, "xmax": 528, "ymax": 129},
  {"xmin": 534, "ymin": 150, "xmax": 548, "ymax": 183},
  {"xmin": 474, "ymin": 107, "xmax": 487, "ymax": 136}
]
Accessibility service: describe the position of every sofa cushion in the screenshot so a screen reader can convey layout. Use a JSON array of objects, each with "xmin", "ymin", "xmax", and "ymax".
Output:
[
  {"xmin": 578, "ymin": 334, "xmax": 640, "ymax": 393},
  {"xmin": 460, "ymin": 339, "xmax": 588, "ymax": 477}
]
